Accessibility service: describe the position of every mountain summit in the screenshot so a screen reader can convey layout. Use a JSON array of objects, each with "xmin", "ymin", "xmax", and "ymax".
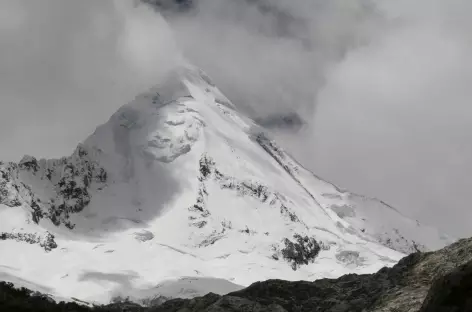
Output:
[{"xmin": 0, "ymin": 66, "xmax": 452, "ymax": 303}]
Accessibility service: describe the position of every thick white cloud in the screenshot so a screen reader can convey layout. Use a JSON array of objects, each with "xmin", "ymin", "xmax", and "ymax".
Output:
[
  {"xmin": 305, "ymin": 0, "xmax": 472, "ymax": 238},
  {"xmin": 0, "ymin": 0, "xmax": 178, "ymax": 161}
]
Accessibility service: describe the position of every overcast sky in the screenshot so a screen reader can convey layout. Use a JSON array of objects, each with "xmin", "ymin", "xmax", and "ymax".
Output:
[
  {"xmin": 0, "ymin": 0, "xmax": 471, "ymax": 238},
  {"xmin": 0, "ymin": 0, "xmax": 179, "ymax": 160},
  {"xmin": 308, "ymin": 0, "xmax": 472, "ymax": 239}
]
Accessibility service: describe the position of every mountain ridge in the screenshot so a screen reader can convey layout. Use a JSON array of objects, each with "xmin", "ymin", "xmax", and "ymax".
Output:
[
  {"xmin": 0, "ymin": 65, "xmax": 453, "ymax": 304},
  {"xmin": 1, "ymin": 236, "xmax": 471, "ymax": 311}
]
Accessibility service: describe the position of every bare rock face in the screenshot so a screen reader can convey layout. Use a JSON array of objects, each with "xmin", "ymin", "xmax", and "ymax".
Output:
[
  {"xmin": 419, "ymin": 259, "xmax": 472, "ymax": 312},
  {"xmin": 0, "ymin": 231, "xmax": 57, "ymax": 252},
  {"xmin": 272, "ymin": 234, "xmax": 322, "ymax": 270},
  {"xmin": 0, "ymin": 145, "xmax": 108, "ymax": 229}
]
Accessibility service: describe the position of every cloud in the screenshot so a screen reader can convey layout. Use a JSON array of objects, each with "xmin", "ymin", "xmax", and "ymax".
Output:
[
  {"xmin": 154, "ymin": 0, "xmax": 472, "ymax": 237},
  {"xmin": 0, "ymin": 0, "xmax": 178, "ymax": 161},
  {"xmin": 0, "ymin": 0, "xmax": 378, "ymax": 158},
  {"xmin": 0, "ymin": 0, "xmax": 27, "ymax": 31},
  {"xmin": 165, "ymin": 0, "xmax": 381, "ymax": 117},
  {"xmin": 165, "ymin": 0, "xmax": 471, "ymax": 238},
  {"xmin": 115, "ymin": 0, "xmax": 181, "ymax": 77},
  {"xmin": 304, "ymin": 0, "xmax": 472, "ymax": 238},
  {"xmin": 1, "ymin": 0, "xmax": 470, "ymax": 238}
]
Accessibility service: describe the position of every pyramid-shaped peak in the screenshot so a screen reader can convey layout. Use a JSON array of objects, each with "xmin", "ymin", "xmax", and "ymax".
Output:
[{"xmin": 0, "ymin": 65, "xmax": 453, "ymax": 304}]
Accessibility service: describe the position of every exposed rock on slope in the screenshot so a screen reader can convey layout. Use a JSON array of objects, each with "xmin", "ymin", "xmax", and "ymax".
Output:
[
  {"xmin": 275, "ymin": 234, "xmax": 322, "ymax": 271},
  {"xmin": 419, "ymin": 259, "xmax": 472, "ymax": 312},
  {"xmin": 0, "ymin": 145, "xmax": 108, "ymax": 230},
  {"xmin": 0, "ymin": 231, "xmax": 57, "ymax": 252}
]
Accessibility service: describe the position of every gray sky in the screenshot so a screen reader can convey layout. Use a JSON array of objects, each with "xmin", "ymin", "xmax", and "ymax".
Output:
[
  {"xmin": 308, "ymin": 0, "xmax": 472, "ymax": 238},
  {"xmin": 0, "ymin": 0, "xmax": 471, "ymax": 238},
  {"xmin": 0, "ymin": 0, "xmax": 179, "ymax": 160}
]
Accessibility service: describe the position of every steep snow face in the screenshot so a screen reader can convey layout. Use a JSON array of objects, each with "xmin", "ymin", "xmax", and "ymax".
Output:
[{"xmin": 0, "ymin": 66, "xmax": 453, "ymax": 304}]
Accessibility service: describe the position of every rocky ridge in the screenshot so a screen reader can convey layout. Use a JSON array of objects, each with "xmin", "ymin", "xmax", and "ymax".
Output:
[{"xmin": 0, "ymin": 145, "xmax": 108, "ymax": 230}]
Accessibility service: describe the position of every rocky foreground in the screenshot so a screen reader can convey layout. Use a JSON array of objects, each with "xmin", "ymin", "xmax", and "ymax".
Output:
[{"xmin": 1, "ymin": 237, "xmax": 471, "ymax": 312}]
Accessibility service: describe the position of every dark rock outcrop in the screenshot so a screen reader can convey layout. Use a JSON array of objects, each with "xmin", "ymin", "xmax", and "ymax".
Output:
[
  {"xmin": 190, "ymin": 154, "xmax": 309, "ymax": 255},
  {"xmin": 419, "ymin": 259, "xmax": 472, "ymax": 312},
  {"xmin": 272, "ymin": 234, "xmax": 321, "ymax": 270},
  {"xmin": 0, "ymin": 231, "xmax": 57, "ymax": 252},
  {"xmin": 0, "ymin": 145, "xmax": 108, "ymax": 229},
  {"xmin": 195, "ymin": 154, "xmax": 302, "ymax": 226}
]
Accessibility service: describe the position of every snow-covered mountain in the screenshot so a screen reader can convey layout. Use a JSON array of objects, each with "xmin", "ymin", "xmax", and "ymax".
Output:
[{"xmin": 0, "ymin": 65, "xmax": 453, "ymax": 304}]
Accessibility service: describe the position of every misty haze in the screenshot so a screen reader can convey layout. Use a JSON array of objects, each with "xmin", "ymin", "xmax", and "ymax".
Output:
[{"xmin": 0, "ymin": 0, "xmax": 471, "ymax": 311}]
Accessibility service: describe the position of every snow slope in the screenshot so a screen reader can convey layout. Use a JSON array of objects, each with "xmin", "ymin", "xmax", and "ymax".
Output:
[{"xmin": 0, "ymin": 65, "xmax": 453, "ymax": 304}]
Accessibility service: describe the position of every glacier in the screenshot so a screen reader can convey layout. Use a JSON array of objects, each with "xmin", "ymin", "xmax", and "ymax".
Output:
[{"xmin": 0, "ymin": 65, "xmax": 453, "ymax": 304}]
